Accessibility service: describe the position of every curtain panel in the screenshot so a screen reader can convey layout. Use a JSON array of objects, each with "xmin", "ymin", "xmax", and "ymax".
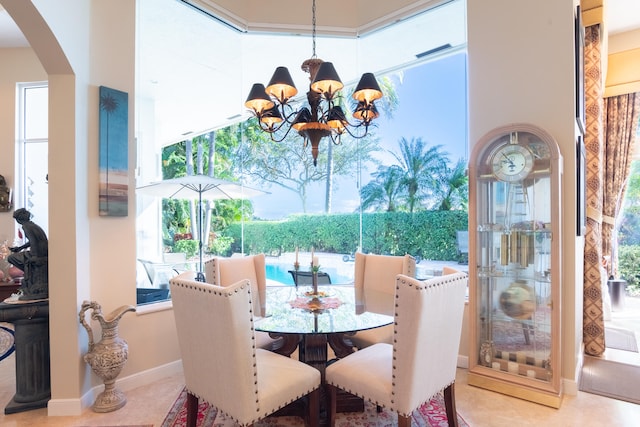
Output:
[
  {"xmin": 602, "ymin": 93, "xmax": 640, "ymax": 277},
  {"xmin": 583, "ymin": 24, "xmax": 606, "ymax": 356}
]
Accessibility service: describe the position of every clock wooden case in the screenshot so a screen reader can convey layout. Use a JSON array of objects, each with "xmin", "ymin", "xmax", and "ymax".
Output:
[{"xmin": 468, "ymin": 123, "xmax": 563, "ymax": 408}]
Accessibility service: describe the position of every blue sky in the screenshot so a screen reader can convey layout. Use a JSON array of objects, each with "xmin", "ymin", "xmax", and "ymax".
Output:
[
  {"xmin": 251, "ymin": 52, "xmax": 468, "ymax": 219},
  {"xmin": 376, "ymin": 53, "xmax": 468, "ymax": 163}
]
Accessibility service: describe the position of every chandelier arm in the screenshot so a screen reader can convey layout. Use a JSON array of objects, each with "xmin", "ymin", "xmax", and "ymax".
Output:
[
  {"xmin": 266, "ymin": 121, "xmax": 299, "ymax": 143},
  {"xmin": 328, "ymin": 133, "xmax": 341, "ymax": 146},
  {"xmin": 278, "ymin": 105, "xmax": 303, "ymax": 125},
  {"xmin": 253, "ymin": 104, "xmax": 299, "ymax": 134},
  {"xmin": 336, "ymin": 121, "xmax": 373, "ymax": 139}
]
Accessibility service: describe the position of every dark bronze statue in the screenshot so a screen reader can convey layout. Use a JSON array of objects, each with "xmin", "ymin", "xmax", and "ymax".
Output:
[{"xmin": 8, "ymin": 208, "xmax": 48, "ymax": 300}]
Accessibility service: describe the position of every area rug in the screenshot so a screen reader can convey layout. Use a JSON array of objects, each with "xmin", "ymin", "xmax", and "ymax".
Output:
[
  {"xmin": 0, "ymin": 325, "xmax": 15, "ymax": 362},
  {"xmin": 605, "ymin": 327, "xmax": 639, "ymax": 352},
  {"xmin": 162, "ymin": 387, "xmax": 469, "ymax": 427},
  {"xmin": 579, "ymin": 355, "xmax": 640, "ymax": 404}
]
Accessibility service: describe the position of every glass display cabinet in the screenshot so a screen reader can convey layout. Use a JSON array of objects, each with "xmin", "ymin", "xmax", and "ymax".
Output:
[{"xmin": 468, "ymin": 123, "xmax": 563, "ymax": 408}]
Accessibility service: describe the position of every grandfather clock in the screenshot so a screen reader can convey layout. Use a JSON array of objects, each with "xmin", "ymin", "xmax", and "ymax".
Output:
[{"xmin": 467, "ymin": 123, "xmax": 563, "ymax": 408}]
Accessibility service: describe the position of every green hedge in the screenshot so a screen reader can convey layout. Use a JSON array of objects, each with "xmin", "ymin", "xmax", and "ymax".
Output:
[
  {"xmin": 225, "ymin": 210, "xmax": 468, "ymax": 261},
  {"xmin": 618, "ymin": 245, "xmax": 640, "ymax": 296}
]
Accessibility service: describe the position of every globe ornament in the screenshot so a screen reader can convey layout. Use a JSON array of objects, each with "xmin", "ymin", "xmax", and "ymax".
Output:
[{"xmin": 499, "ymin": 281, "xmax": 535, "ymax": 320}]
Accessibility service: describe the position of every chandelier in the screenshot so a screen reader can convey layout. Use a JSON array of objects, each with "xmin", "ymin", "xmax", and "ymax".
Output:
[{"xmin": 244, "ymin": 0, "xmax": 383, "ymax": 166}]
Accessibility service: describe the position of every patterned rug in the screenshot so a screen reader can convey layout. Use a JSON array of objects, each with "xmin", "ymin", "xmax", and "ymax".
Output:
[
  {"xmin": 162, "ymin": 387, "xmax": 469, "ymax": 427},
  {"xmin": 0, "ymin": 325, "xmax": 15, "ymax": 362}
]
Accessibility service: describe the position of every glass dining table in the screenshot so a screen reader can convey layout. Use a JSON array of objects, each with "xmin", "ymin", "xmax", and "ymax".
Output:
[{"xmin": 255, "ymin": 284, "xmax": 393, "ymax": 413}]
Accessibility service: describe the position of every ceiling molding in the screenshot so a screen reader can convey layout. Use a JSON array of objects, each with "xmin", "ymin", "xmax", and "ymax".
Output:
[{"xmin": 180, "ymin": 0, "xmax": 450, "ymax": 37}]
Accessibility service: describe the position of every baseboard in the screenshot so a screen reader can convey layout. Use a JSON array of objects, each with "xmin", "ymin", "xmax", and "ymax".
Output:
[
  {"xmin": 47, "ymin": 360, "xmax": 183, "ymax": 416},
  {"xmin": 457, "ymin": 354, "xmax": 469, "ymax": 368},
  {"xmin": 117, "ymin": 359, "xmax": 183, "ymax": 392}
]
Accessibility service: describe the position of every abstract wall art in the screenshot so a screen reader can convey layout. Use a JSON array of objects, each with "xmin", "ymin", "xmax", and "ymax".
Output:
[{"xmin": 99, "ymin": 86, "xmax": 128, "ymax": 216}]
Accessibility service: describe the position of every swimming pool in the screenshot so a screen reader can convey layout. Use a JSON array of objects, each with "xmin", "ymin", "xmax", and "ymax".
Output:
[{"xmin": 265, "ymin": 263, "xmax": 352, "ymax": 285}]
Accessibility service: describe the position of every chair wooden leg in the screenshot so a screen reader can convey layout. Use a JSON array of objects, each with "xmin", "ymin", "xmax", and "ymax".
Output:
[
  {"xmin": 307, "ymin": 388, "xmax": 320, "ymax": 427},
  {"xmin": 443, "ymin": 383, "xmax": 459, "ymax": 427},
  {"xmin": 398, "ymin": 413, "xmax": 412, "ymax": 427},
  {"xmin": 327, "ymin": 384, "xmax": 338, "ymax": 426},
  {"xmin": 186, "ymin": 391, "xmax": 198, "ymax": 427}
]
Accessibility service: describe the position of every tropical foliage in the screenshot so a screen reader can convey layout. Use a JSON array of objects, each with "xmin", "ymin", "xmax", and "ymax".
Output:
[
  {"xmin": 616, "ymin": 160, "xmax": 640, "ymax": 295},
  {"xmin": 226, "ymin": 210, "xmax": 468, "ymax": 261},
  {"xmin": 618, "ymin": 160, "xmax": 640, "ymax": 246},
  {"xmin": 158, "ymin": 74, "xmax": 471, "ymax": 259},
  {"xmin": 618, "ymin": 245, "xmax": 640, "ymax": 296},
  {"xmin": 359, "ymin": 138, "xmax": 468, "ymax": 213},
  {"xmin": 235, "ymin": 119, "xmax": 381, "ymax": 213}
]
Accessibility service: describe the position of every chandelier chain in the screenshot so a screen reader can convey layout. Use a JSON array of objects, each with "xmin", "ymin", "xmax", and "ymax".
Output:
[{"xmin": 312, "ymin": 0, "xmax": 316, "ymax": 58}]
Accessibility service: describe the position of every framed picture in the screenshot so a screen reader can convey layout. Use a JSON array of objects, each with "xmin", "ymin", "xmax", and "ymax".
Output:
[
  {"xmin": 575, "ymin": 6, "xmax": 585, "ymax": 134},
  {"xmin": 576, "ymin": 135, "xmax": 586, "ymax": 236},
  {"xmin": 99, "ymin": 86, "xmax": 129, "ymax": 217}
]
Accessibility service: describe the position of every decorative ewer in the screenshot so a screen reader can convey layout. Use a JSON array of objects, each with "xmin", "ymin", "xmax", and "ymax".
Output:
[{"xmin": 79, "ymin": 300, "xmax": 135, "ymax": 412}]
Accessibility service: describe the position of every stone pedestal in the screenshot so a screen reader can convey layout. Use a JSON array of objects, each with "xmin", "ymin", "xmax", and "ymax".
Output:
[{"xmin": 0, "ymin": 300, "xmax": 50, "ymax": 414}]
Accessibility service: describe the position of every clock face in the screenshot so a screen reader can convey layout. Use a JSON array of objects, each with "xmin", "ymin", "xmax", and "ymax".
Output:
[{"xmin": 491, "ymin": 144, "xmax": 535, "ymax": 182}]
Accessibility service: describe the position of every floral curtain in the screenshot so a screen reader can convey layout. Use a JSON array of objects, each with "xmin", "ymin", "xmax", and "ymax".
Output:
[
  {"xmin": 583, "ymin": 23, "xmax": 640, "ymax": 356},
  {"xmin": 602, "ymin": 93, "xmax": 640, "ymax": 277},
  {"xmin": 583, "ymin": 24, "xmax": 606, "ymax": 356}
]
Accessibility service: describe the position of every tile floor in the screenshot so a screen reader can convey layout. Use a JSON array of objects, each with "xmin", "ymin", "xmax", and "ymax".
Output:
[{"xmin": 0, "ymin": 298, "xmax": 639, "ymax": 426}]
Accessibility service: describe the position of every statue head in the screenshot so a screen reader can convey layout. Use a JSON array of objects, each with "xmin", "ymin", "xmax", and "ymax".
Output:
[{"xmin": 13, "ymin": 208, "xmax": 32, "ymax": 224}]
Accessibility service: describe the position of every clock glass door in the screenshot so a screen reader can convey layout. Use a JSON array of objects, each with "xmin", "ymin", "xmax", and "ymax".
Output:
[{"xmin": 469, "ymin": 125, "xmax": 562, "ymax": 407}]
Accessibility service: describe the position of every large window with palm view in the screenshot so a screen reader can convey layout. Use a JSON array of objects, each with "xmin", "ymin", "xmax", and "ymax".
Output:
[{"xmin": 135, "ymin": 0, "xmax": 468, "ymax": 302}]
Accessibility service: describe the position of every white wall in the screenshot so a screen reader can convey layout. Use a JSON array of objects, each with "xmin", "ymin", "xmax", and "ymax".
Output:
[
  {"xmin": 467, "ymin": 0, "xmax": 581, "ymax": 391},
  {"xmin": 0, "ymin": 0, "xmax": 182, "ymax": 414}
]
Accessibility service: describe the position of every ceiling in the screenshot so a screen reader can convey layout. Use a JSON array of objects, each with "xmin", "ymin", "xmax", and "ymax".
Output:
[
  {"xmin": 1, "ymin": 0, "xmax": 640, "ymax": 147},
  {"xmin": 3, "ymin": 1, "xmax": 639, "ymax": 48}
]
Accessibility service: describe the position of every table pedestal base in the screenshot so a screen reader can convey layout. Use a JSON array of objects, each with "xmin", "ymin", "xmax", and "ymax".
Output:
[{"xmin": 269, "ymin": 331, "xmax": 364, "ymax": 421}]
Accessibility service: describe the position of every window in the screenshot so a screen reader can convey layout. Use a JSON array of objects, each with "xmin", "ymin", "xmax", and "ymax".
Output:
[
  {"xmin": 136, "ymin": 0, "xmax": 468, "ymax": 301},
  {"xmin": 16, "ymin": 83, "xmax": 49, "ymax": 236}
]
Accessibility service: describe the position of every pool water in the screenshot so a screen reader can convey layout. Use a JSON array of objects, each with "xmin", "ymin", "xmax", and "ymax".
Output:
[{"xmin": 265, "ymin": 263, "xmax": 352, "ymax": 285}]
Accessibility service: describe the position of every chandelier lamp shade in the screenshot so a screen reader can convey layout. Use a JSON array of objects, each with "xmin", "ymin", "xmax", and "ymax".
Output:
[{"xmin": 244, "ymin": 0, "xmax": 383, "ymax": 166}]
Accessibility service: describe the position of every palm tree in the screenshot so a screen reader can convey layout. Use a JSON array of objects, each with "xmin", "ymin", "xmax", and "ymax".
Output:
[
  {"xmin": 433, "ymin": 158, "xmax": 468, "ymax": 210},
  {"xmin": 324, "ymin": 74, "xmax": 400, "ymax": 213},
  {"xmin": 392, "ymin": 137, "xmax": 448, "ymax": 212},
  {"xmin": 359, "ymin": 165, "xmax": 405, "ymax": 212}
]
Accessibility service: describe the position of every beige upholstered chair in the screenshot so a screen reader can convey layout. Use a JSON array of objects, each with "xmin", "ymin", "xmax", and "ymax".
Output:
[
  {"xmin": 204, "ymin": 254, "xmax": 278, "ymax": 350},
  {"xmin": 442, "ymin": 265, "xmax": 461, "ymax": 276},
  {"xmin": 205, "ymin": 254, "xmax": 267, "ymax": 317},
  {"xmin": 351, "ymin": 253, "xmax": 416, "ymax": 348},
  {"xmin": 170, "ymin": 273, "xmax": 321, "ymax": 427},
  {"xmin": 326, "ymin": 272, "xmax": 468, "ymax": 427}
]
